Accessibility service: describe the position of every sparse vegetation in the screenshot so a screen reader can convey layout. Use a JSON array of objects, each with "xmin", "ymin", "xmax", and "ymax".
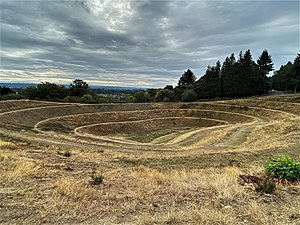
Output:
[
  {"xmin": 0, "ymin": 148, "xmax": 39, "ymax": 183},
  {"xmin": 57, "ymin": 150, "xmax": 72, "ymax": 157},
  {"xmin": 255, "ymin": 181, "xmax": 277, "ymax": 194},
  {"xmin": 90, "ymin": 167, "xmax": 103, "ymax": 185},
  {"xmin": 126, "ymin": 128, "xmax": 181, "ymax": 143}
]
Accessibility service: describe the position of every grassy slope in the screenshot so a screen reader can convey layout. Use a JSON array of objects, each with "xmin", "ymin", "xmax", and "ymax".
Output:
[{"xmin": 1, "ymin": 139, "xmax": 299, "ymax": 224}]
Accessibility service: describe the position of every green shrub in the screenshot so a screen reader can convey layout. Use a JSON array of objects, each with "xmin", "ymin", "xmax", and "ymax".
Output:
[{"xmin": 264, "ymin": 156, "xmax": 300, "ymax": 181}]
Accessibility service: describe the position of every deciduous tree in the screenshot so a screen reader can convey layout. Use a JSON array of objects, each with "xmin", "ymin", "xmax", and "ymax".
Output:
[{"xmin": 69, "ymin": 79, "xmax": 89, "ymax": 96}]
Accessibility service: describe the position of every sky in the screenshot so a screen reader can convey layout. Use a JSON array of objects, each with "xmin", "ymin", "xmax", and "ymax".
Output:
[{"xmin": 0, "ymin": 0, "xmax": 299, "ymax": 88}]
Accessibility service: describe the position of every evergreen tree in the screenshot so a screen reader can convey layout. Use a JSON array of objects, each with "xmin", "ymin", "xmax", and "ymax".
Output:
[
  {"xmin": 195, "ymin": 61, "xmax": 221, "ymax": 99},
  {"xmin": 178, "ymin": 69, "xmax": 196, "ymax": 86},
  {"xmin": 223, "ymin": 50, "xmax": 269, "ymax": 97},
  {"xmin": 292, "ymin": 53, "xmax": 300, "ymax": 92},
  {"xmin": 242, "ymin": 50, "xmax": 269, "ymax": 95},
  {"xmin": 272, "ymin": 53, "xmax": 300, "ymax": 92},
  {"xmin": 215, "ymin": 60, "xmax": 221, "ymax": 76},
  {"xmin": 229, "ymin": 53, "xmax": 236, "ymax": 64},
  {"xmin": 222, "ymin": 53, "xmax": 240, "ymax": 97},
  {"xmin": 238, "ymin": 51, "xmax": 244, "ymax": 64},
  {"xmin": 220, "ymin": 54, "xmax": 235, "ymax": 96},
  {"xmin": 243, "ymin": 49, "xmax": 254, "ymax": 67},
  {"xmin": 272, "ymin": 62, "xmax": 294, "ymax": 90},
  {"xmin": 257, "ymin": 50, "xmax": 274, "ymax": 75}
]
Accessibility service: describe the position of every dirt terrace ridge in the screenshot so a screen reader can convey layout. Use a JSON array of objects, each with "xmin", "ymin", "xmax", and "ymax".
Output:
[{"xmin": 0, "ymin": 98, "xmax": 299, "ymax": 154}]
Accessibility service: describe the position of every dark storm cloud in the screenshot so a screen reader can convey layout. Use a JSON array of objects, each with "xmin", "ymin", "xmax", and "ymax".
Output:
[{"xmin": 0, "ymin": 0, "xmax": 299, "ymax": 87}]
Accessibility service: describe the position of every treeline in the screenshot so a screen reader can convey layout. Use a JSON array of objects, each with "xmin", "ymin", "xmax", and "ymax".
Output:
[
  {"xmin": 0, "ymin": 80, "xmax": 90, "ymax": 102},
  {"xmin": 0, "ymin": 86, "xmax": 14, "ymax": 96},
  {"xmin": 272, "ymin": 54, "xmax": 300, "ymax": 92},
  {"xmin": 1, "ymin": 50, "xmax": 299, "ymax": 102},
  {"xmin": 171, "ymin": 49, "xmax": 272, "ymax": 101},
  {"xmin": 0, "ymin": 79, "xmax": 137, "ymax": 103},
  {"xmin": 133, "ymin": 49, "xmax": 299, "ymax": 102},
  {"xmin": 22, "ymin": 79, "xmax": 137, "ymax": 103},
  {"xmin": 134, "ymin": 49, "xmax": 274, "ymax": 102},
  {"xmin": 24, "ymin": 79, "xmax": 94, "ymax": 102}
]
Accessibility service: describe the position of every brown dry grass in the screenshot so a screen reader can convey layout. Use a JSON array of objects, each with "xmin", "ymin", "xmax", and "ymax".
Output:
[
  {"xmin": 136, "ymin": 205, "xmax": 237, "ymax": 225},
  {"xmin": 0, "ymin": 140, "xmax": 17, "ymax": 149},
  {"xmin": 132, "ymin": 165, "xmax": 246, "ymax": 201},
  {"xmin": 1, "ymin": 140, "xmax": 299, "ymax": 224},
  {"xmin": 0, "ymin": 148, "xmax": 39, "ymax": 183},
  {"xmin": 0, "ymin": 96, "xmax": 300, "ymax": 224},
  {"xmin": 53, "ymin": 177, "xmax": 98, "ymax": 200}
]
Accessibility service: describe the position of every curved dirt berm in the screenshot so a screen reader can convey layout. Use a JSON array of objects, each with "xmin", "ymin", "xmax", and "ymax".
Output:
[{"xmin": 0, "ymin": 98, "xmax": 299, "ymax": 153}]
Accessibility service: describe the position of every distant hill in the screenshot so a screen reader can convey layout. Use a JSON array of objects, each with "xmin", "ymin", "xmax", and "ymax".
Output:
[
  {"xmin": 0, "ymin": 83, "xmax": 37, "ymax": 88},
  {"xmin": 0, "ymin": 83, "xmax": 146, "ymax": 90},
  {"xmin": 89, "ymin": 85, "xmax": 146, "ymax": 90}
]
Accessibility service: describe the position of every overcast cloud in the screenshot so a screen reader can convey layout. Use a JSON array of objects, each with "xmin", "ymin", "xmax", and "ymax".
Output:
[{"xmin": 0, "ymin": 0, "xmax": 299, "ymax": 87}]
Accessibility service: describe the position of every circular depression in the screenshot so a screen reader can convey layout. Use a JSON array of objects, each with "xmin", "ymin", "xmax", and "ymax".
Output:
[
  {"xmin": 75, "ymin": 117, "xmax": 227, "ymax": 137},
  {"xmin": 35, "ymin": 109, "xmax": 256, "ymax": 134}
]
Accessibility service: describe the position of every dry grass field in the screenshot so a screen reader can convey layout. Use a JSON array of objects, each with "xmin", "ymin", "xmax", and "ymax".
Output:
[{"xmin": 0, "ymin": 95, "xmax": 300, "ymax": 224}]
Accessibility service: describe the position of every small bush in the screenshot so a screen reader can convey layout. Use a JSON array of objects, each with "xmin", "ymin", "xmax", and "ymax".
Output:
[
  {"xmin": 255, "ymin": 182, "xmax": 276, "ymax": 194},
  {"xmin": 90, "ymin": 168, "xmax": 103, "ymax": 185},
  {"xmin": 57, "ymin": 150, "xmax": 71, "ymax": 157},
  {"xmin": 240, "ymin": 105, "xmax": 249, "ymax": 110},
  {"xmin": 265, "ymin": 156, "xmax": 300, "ymax": 181},
  {"xmin": 63, "ymin": 151, "xmax": 71, "ymax": 157}
]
